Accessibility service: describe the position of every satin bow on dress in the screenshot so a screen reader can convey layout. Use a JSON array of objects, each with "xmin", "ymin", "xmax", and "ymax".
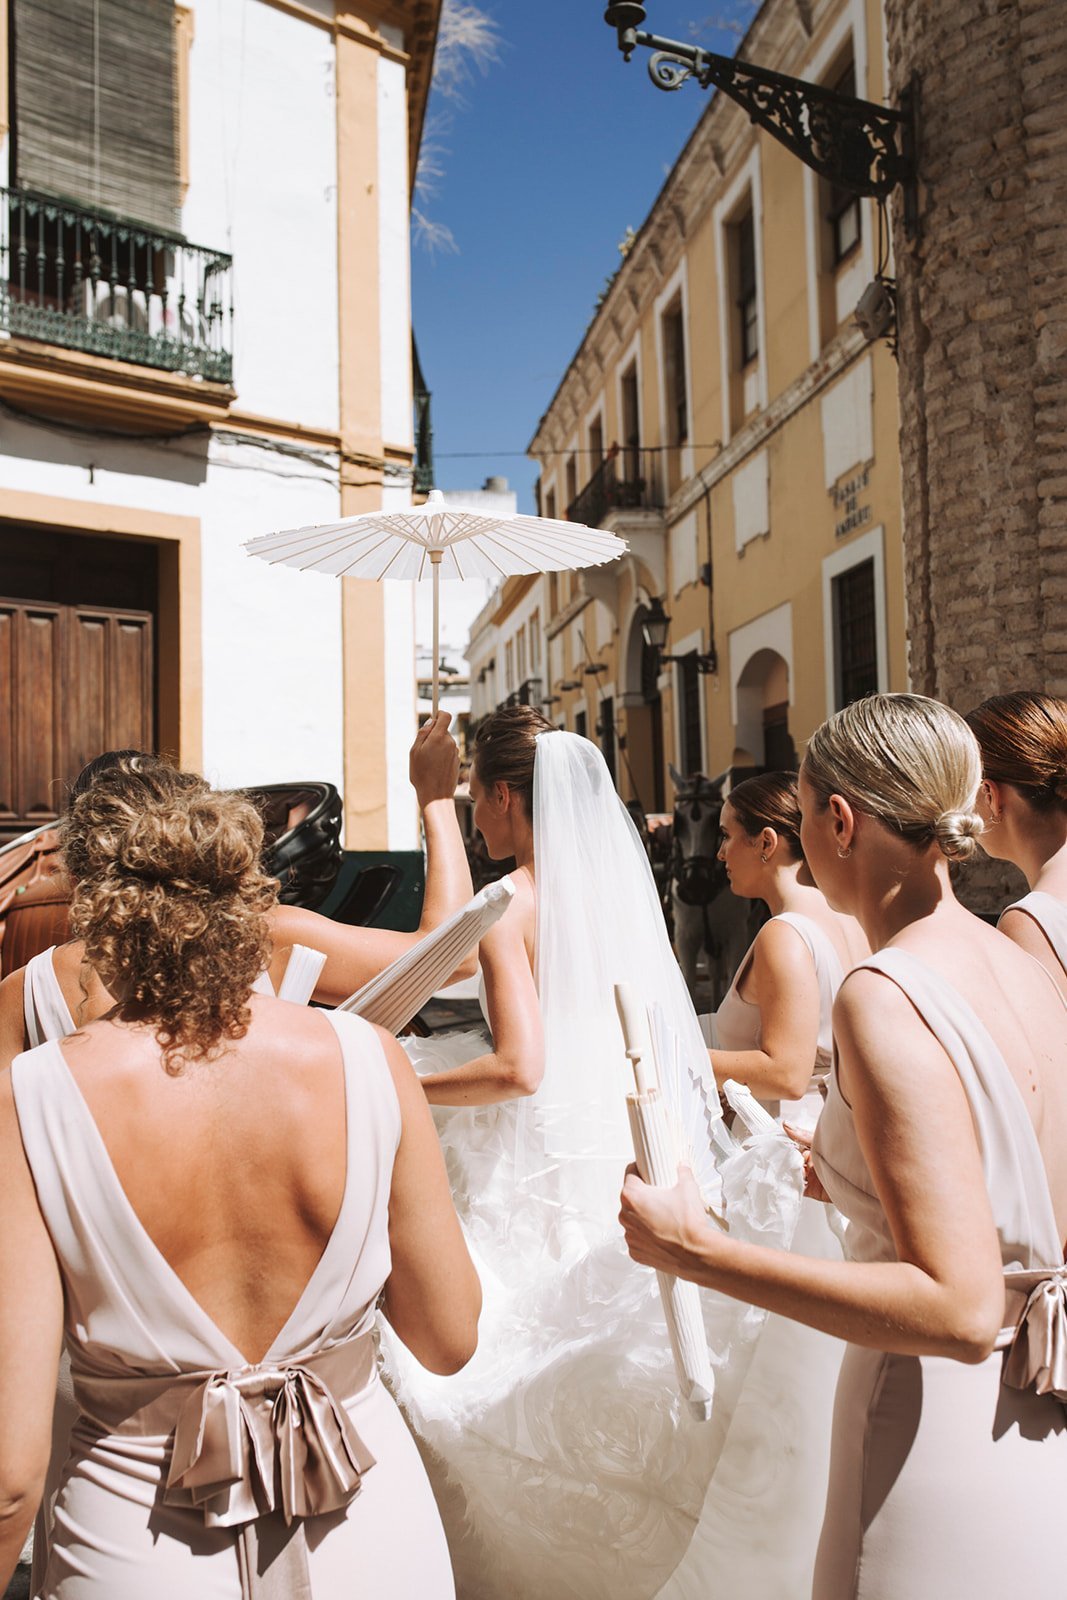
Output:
[
  {"xmin": 75, "ymin": 1335, "xmax": 378, "ymax": 1600},
  {"xmin": 1002, "ymin": 1264, "xmax": 1067, "ymax": 1403}
]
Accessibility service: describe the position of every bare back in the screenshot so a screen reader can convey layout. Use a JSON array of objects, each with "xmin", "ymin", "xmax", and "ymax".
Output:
[
  {"xmin": 894, "ymin": 910, "xmax": 1067, "ymax": 1245},
  {"xmin": 57, "ymin": 996, "xmax": 349, "ymax": 1363}
]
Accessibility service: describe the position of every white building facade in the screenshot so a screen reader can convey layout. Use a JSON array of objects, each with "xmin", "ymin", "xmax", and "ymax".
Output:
[{"xmin": 0, "ymin": 0, "xmax": 440, "ymax": 850}]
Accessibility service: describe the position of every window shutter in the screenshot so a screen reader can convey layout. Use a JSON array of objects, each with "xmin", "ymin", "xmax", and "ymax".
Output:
[{"xmin": 12, "ymin": 0, "xmax": 180, "ymax": 234}]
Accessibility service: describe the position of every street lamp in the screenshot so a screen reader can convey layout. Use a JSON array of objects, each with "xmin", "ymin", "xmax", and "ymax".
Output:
[
  {"xmin": 640, "ymin": 596, "xmax": 718, "ymax": 675},
  {"xmin": 639, "ymin": 596, "xmax": 671, "ymax": 654},
  {"xmin": 602, "ymin": 2, "xmax": 918, "ymax": 238}
]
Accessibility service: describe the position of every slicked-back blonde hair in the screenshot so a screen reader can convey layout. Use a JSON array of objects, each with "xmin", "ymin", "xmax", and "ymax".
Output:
[
  {"xmin": 804, "ymin": 693, "xmax": 984, "ymax": 862},
  {"xmin": 63, "ymin": 755, "xmax": 277, "ymax": 1072}
]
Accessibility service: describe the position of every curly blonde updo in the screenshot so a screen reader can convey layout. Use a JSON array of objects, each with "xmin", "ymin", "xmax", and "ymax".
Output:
[
  {"xmin": 63, "ymin": 755, "xmax": 277, "ymax": 1072},
  {"xmin": 804, "ymin": 693, "xmax": 985, "ymax": 862}
]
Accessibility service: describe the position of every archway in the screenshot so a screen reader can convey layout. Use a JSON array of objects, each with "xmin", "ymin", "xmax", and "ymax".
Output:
[
  {"xmin": 622, "ymin": 604, "xmax": 666, "ymax": 814},
  {"xmin": 734, "ymin": 647, "xmax": 796, "ymax": 771}
]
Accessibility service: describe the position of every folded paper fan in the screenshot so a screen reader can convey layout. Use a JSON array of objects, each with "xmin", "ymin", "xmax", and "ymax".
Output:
[{"xmin": 338, "ymin": 878, "xmax": 515, "ymax": 1034}]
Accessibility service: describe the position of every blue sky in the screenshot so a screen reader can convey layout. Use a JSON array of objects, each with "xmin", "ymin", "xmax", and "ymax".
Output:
[{"xmin": 411, "ymin": 3, "xmax": 754, "ymax": 513}]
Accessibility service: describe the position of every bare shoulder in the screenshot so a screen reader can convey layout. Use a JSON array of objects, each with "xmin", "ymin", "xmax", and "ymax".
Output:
[
  {"xmin": 508, "ymin": 868, "xmax": 535, "ymax": 912},
  {"xmin": 833, "ymin": 964, "xmax": 921, "ymax": 1049},
  {"xmin": 755, "ymin": 917, "xmax": 818, "ymax": 975},
  {"xmin": 488, "ymin": 871, "xmax": 535, "ymax": 941},
  {"xmin": 999, "ymin": 904, "xmax": 1060, "ymax": 955}
]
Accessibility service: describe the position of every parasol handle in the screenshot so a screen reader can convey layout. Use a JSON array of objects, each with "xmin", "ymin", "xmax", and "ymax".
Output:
[
  {"xmin": 430, "ymin": 550, "xmax": 442, "ymax": 717},
  {"xmin": 615, "ymin": 982, "xmax": 657, "ymax": 1095}
]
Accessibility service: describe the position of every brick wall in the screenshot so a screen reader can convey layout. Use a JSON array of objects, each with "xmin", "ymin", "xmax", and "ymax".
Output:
[{"xmin": 885, "ymin": 0, "xmax": 1067, "ymax": 909}]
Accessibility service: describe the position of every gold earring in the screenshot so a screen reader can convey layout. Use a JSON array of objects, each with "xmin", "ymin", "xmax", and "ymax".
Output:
[
  {"xmin": 837, "ymin": 845, "xmax": 852, "ymax": 859},
  {"xmin": 759, "ymin": 852, "xmax": 769, "ymax": 863}
]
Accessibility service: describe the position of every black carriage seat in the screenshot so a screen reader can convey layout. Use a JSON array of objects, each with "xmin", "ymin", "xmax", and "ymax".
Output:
[
  {"xmin": 329, "ymin": 863, "xmax": 403, "ymax": 929},
  {"xmin": 244, "ymin": 782, "xmax": 344, "ymax": 912}
]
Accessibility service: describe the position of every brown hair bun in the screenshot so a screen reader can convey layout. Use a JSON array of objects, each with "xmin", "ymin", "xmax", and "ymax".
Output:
[{"xmin": 471, "ymin": 704, "xmax": 557, "ymax": 807}]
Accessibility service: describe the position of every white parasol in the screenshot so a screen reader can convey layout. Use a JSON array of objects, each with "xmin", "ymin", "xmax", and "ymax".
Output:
[{"xmin": 244, "ymin": 490, "xmax": 627, "ymax": 714}]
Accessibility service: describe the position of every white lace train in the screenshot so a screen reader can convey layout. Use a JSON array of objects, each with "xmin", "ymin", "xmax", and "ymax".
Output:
[{"xmin": 384, "ymin": 1029, "xmax": 825, "ymax": 1600}]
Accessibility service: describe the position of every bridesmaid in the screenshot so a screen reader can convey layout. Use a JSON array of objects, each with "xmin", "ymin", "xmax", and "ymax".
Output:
[
  {"xmin": 681, "ymin": 772, "xmax": 867, "ymax": 1598},
  {"xmin": 966, "ymin": 691, "xmax": 1067, "ymax": 998},
  {"xmin": 621, "ymin": 693, "xmax": 1067, "ymax": 1600},
  {"xmin": 708, "ymin": 771, "xmax": 868, "ymax": 1123},
  {"xmin": 0, "ymin": 758, "xmax": 480, "ymax": 1598}
]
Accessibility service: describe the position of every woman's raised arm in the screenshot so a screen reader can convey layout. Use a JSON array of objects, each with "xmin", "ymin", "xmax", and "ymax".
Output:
[{"xmin": 269, "ymin": 711, "xmax": 476, "ymax": 1004}]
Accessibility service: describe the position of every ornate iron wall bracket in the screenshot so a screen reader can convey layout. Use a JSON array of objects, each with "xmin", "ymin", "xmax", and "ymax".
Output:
[{"xmin": 603, "ymin": 3, "xmax": 918, "ymax": 235}]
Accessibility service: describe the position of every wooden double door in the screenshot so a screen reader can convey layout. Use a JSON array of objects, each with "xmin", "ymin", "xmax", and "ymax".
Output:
[{"xmin": 0, "ymin": 527, "xmax": 156, "ymax": 838}]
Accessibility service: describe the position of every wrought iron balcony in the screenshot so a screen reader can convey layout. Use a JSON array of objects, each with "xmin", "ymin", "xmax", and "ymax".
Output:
[
  {"xmin": 0, "ymin": 187, "xmax": 233, "ymax": 384},
  {"xmin": 566, "ymin": 447, "xmax": 664, "ymax": 527}
]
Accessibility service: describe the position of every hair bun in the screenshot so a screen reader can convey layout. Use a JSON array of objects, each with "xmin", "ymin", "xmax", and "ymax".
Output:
[{"xmin": 934, "ymin": 808, "xmax": 984, "ymax": 862}]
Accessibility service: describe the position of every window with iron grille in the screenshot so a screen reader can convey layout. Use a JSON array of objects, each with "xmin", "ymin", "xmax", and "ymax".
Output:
[
  {"xmin": 676, "ymin": 654, "xmax": 702, "ymax": 777},
  {"xmin": 588, "ymin": 416, "xmax": 604, "ymax": 472},
  {"xmin": 833, "ymin": 557, "xmax": 878, "ymax": 708},
  {"xmin": 827, "ymin": 62, "xmax": 862, "ymax": 265},
  {"xmin": 737, "ymin": 210, "xmax": 759, "ymax": 366},
  {"xmin": 575, "ymin": 708, "xmax": 587, "ymax": 739},
  {"xmin": 621, "ymin": 362, "xmax": 641, "ymax": 482},
  {"xmin": 599, "ymin": 695, "xmax": 616, "ymax": 781},
  {"xmin": 661, "ymin": 300, "xmax": 688, "ymax": 446}
]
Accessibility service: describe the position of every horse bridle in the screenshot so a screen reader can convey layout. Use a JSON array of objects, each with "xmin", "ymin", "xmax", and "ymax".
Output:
[{"xmin": 670, "ymin": 777, "xmax": 726, "ymax": 910}]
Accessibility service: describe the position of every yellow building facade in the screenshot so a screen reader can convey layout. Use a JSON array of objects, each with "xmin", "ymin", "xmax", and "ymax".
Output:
[{"xmin": 524, "ymin": 0, "xmax": 906, "ymax": 813}]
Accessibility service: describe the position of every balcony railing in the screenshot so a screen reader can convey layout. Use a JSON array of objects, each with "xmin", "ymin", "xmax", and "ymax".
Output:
[
  {"xmin": 566, "ymin": 446, "xmax": 664, "ymax": 527},
  {"xmin": 0, "ymin": 187, "xmax": 233, "ymax": 384}
]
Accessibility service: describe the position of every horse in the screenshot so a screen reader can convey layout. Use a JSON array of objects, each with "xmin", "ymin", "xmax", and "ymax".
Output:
[{"xmin": 667, "ymin": 765, "xmax": 760, "ymax": 1009}]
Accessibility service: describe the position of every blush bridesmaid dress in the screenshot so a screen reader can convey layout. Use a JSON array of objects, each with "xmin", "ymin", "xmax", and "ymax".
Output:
[
  {"xmin": 812, "ymin": 949, "xmax": 1067, "ymax": 1600},
  {"xmin": 11, "ymin": 1010, "xmax": 456, "ymax": 1600}
]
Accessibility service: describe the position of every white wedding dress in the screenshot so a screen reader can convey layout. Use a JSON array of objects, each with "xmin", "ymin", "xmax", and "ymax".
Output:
[{"xmin": 385, "ymin": 734, "xmax": 806, "ymax": 1600}]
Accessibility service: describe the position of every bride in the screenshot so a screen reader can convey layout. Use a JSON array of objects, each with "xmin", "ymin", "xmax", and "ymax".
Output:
[{"xmin": 389, "ymin": 706, "xmax": 801, "ymax": 1600}]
